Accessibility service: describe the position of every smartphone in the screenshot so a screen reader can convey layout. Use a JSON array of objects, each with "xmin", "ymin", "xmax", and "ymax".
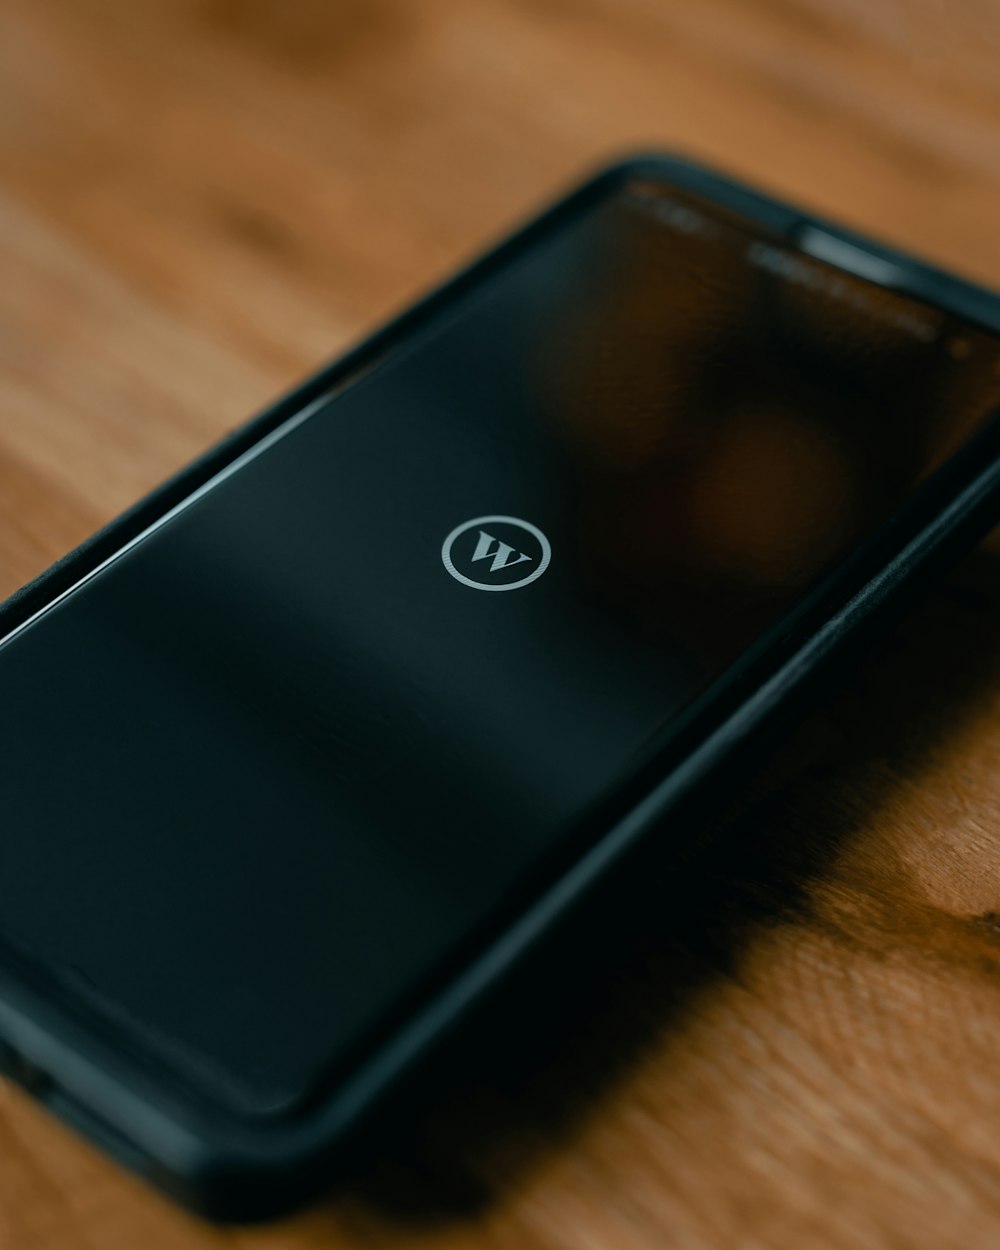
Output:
[{"xmin": 1, "ymin": 154, "xmax": 999, "ymax": 1220}]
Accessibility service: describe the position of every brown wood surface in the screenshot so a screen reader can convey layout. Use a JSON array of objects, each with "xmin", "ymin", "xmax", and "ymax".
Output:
[{"xmin": 2, "ymin": 1, "xmax": 1000, "ymax": 1246}]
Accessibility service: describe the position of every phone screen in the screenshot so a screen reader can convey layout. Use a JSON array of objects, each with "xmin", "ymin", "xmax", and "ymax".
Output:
[{"xmin": 1, "ymin": 175, "xmax": 998, "ymax": 1116}]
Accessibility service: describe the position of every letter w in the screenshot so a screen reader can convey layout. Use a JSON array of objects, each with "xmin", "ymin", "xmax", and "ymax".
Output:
[{"xmin": 471, "ymin": 530, "xmax": 532, "ymax": 573}]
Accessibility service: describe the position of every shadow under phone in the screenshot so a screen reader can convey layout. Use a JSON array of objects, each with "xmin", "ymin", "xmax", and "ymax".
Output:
[{"xmin": 330, "ymin": 537, "xmax": 1000, "ymax": 1230}]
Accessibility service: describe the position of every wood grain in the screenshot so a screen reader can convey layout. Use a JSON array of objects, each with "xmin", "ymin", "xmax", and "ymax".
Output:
[{"xmin": 2, "ymin": 1, "xmax": 1000, "ymax": 1246}]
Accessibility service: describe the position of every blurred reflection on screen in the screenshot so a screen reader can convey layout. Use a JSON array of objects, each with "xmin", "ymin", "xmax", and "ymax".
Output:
[{"xmin": 546, "ymin": 181, "xmax": 1000, "ymax": 665}]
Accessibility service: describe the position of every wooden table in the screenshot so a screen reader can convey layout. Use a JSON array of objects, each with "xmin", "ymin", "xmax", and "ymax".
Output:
[{"xmin": 2, "ymin": 1, "xmax": 1000, "ymax": 1246}]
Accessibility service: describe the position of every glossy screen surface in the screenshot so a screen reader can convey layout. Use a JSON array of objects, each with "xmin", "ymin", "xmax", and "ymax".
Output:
[{"xmin": 1, "ymin": 179, "xmax": 999, "ymax": 1114}]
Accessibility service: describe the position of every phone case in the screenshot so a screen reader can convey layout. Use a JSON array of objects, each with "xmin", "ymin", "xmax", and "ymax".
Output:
[{"xmin": 1, "ymin": 154, "xmax": 1000, "ymax": 1220}]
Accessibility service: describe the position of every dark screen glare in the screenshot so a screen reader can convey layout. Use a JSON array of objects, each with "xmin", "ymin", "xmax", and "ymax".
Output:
[
  {"xmin": 0, "ymin": 177, "xmax": 998, "ymax": 1113},
  {"xmin": 547, "ymin": 179, "xmax": 1000, "ymax": 664}
]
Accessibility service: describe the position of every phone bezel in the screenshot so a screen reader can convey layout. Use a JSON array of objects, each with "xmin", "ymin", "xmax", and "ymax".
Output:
[{"xmin": 1, "ymin": 153, "xmax": 1000, "ymax": 1218}]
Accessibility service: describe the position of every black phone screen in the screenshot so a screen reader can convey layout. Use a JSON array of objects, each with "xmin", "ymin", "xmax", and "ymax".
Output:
[{"xmin": 1, "ymin": 175, "xmax": 998, "ymax": 1117}]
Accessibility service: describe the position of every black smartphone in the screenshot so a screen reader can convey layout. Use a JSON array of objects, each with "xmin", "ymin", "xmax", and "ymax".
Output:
[{"xmin": 1, "ymin": 155, "xmax": 1000, "ymax": 1221}]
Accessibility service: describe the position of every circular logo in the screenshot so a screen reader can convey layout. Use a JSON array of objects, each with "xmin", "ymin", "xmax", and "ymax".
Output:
[{"xmin": 441, "ymin": 515, "xmax": 551, "ymax": 592}]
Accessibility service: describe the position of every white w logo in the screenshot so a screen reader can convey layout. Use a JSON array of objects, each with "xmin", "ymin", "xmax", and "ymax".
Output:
[
  {"xmin": 470, "ymin": 529, "xmax": 533, "ymax": 574},
  {"xmin": 442, "ymin": 515, "xmax": 550, "ymax": 592}
]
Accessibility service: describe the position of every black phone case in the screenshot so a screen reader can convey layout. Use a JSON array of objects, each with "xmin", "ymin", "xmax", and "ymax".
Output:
[{"xmin": 1, "ymin": 154, "xmax": 1000, "ymax": 1221}]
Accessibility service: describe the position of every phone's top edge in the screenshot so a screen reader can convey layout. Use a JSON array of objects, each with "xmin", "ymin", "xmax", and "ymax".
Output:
[{"xmin": 602, "ymin": 150, "xmax": 1000, "ymax": 330}]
